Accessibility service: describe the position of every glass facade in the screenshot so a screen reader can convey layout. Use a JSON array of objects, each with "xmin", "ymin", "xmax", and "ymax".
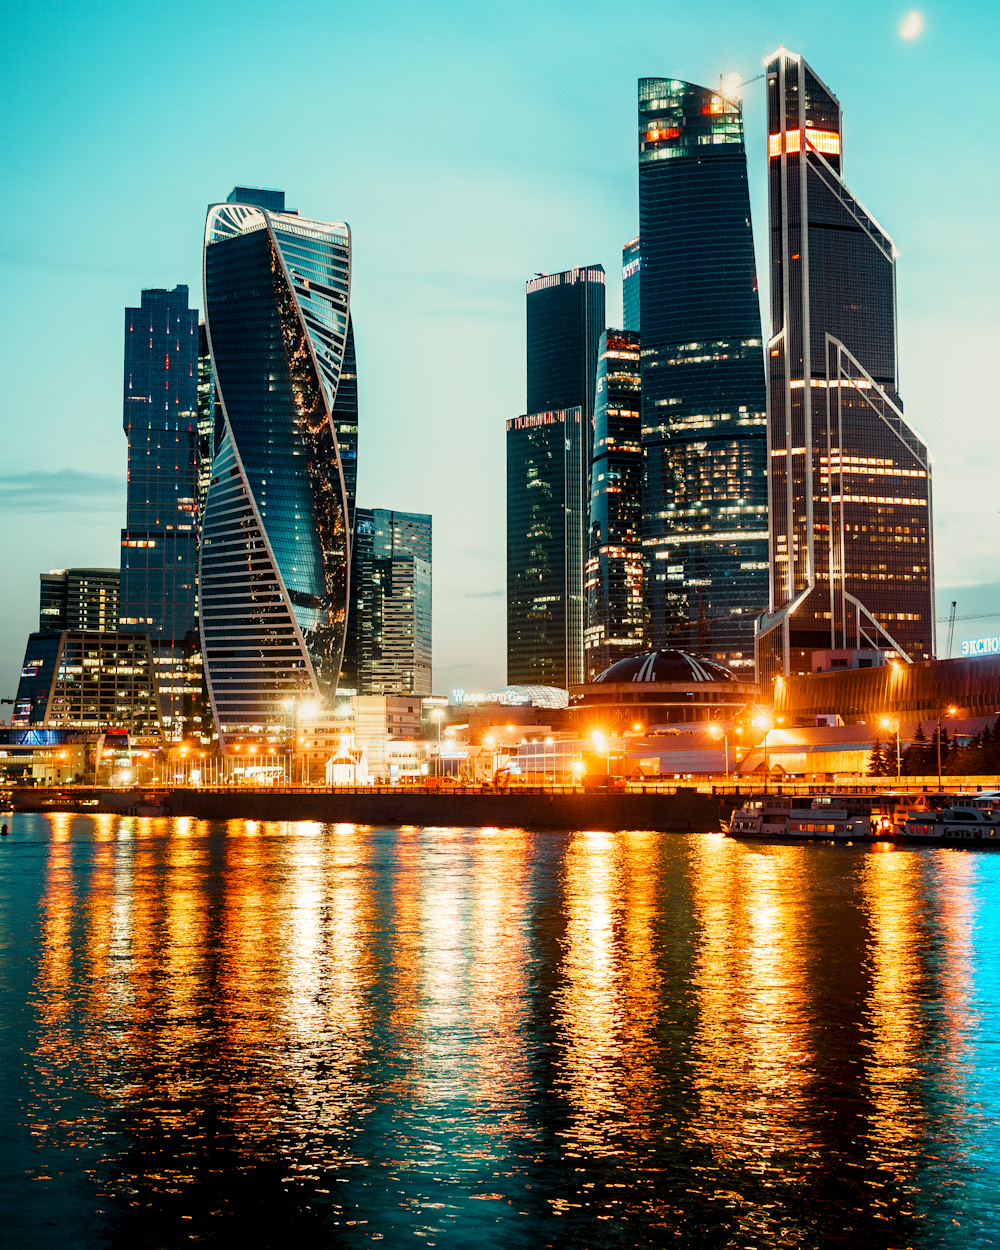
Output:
[
  {"xmin": 344, "ymin": 509, "xmax": 432, "ymax": 697},
  {"xmin": 584, "ymin": 330, "xmax": 643, "ymax": 680},
  {"xmin": 638, "ymin": 79, "xmax": 768, "ymax": 677},
  {"xmin": 507, "ymin": 408, "xmax": 584, "ymax": 687},
  {"xmin": 622, "ymin": 237, "xmax": 641, "ymax": 332},
  {"xmin": 12, "ymin": 631, "xmax": 162, "ymax": 740},
  {"xmin": 39, "ymin": 568, "xmax": 120, "ymax": 634},
  {"xmin": 119, "ymin": 285, "xmax": 201, "ymax": 741},
  {"xmin": 200, "ymin": 192, "xmax": 353, "ymax": 743},
  {"xmin": 756, "ymin": 50, "xmax": 934, "ymax": 685}
]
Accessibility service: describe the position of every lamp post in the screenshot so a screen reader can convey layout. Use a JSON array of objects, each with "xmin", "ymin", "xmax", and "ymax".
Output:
[
  {"xmin": 708, "ymin": 723, "xmax": 730, "ymax": 785},
  {"xmin": 936, "ymin": 706, "xmax": 957, "ymax": 792},
  {"xmin": 592, "ymin": 730, "xmax": 610, "ymax": 779},
  {"xmin": 755, "ymin": 718, "xmax": 773, "ymax": 793},
  {"xmin": 879, "ymin": 716, "xmax": 901, "ymax": 782}
]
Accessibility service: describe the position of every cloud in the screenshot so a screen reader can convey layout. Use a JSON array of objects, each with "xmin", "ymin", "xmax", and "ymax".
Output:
[
  {"xmin": 0, "ymin": 470, "xmax": 125, "ymax": 514},
  {"xmin": 900, "ymin": 11, "xmax": 924, "ymax": 39}
]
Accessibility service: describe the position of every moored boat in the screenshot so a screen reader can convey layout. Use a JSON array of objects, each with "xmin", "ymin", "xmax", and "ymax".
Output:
[
  {"xmin": 899, "ymin": 806, "xmax": 1000, "ymax": 843},
  {"xmin": 726, "ymin": 797, "xmax": 871, "ymax": 841}
]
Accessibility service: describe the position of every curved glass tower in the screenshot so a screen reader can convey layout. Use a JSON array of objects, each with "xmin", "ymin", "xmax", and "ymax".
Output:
[{"xmin": 200, "ymin": 191, "xmax": 352, "ymax": 743}]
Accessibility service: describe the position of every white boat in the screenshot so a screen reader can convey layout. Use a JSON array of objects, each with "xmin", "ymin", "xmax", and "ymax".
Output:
[
  {"xmin": 900, "ymin": 806, "xmax": 1000, "ymax": 843},
  {"xmin": 726, "ymin": 797, "xmax": 871, "ymax": 841}
]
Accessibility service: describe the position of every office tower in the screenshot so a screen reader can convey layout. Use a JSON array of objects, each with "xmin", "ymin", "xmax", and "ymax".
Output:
[
  {"xmin": 13, "ymin": 631, "xmax": 162, "ymax": 740},
  {"xmin": 755, "ymin": 50, "xmax": 934, "ymax": 684},
  {"xmin": 39, "ymin": 568, "xmax": 120, "ymax": 633},
  {"xmin": 347, "ymin": 508, "xmax": 432, "ymax": 697},
  {"xmin": 622, "ymin": 237, "xmax": 641, "ymax": 331},
  {"xmin": 507, "ymin": 407, "xmax": 584, "ymax": 687},
  {"xmin": 119, "ymin": 284, "xmax": 201, "ymax": 739},
  {"xmin": 526, "ymin": 266, "xmax": 606, "ymax": 475},
  {"xmin": 200, "ymin": 187, "xmax": 353, "ymax": 746},
  {"xmin": 196, "ymin": 322, "xmax": 216, "ymax": 515},
  {"xmin": 638, "ymin": 78, "xmax": 768, "ymax": 676},
  {"xmin": 584, "ymin": 329, "xmax": 643, "ymax": 679},
  {"xmin": 507, "ymin": 267, "xmax": 605, "ymax": 688},
  {"xmin": 335, "ymin": 316, "xmax": 359, "ymax": 530}
]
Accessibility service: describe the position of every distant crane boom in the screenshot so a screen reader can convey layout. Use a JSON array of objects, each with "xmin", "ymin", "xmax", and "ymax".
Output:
[{"xmin": 946, "ymin": 601, "xmax": 957, "ymax": 659}]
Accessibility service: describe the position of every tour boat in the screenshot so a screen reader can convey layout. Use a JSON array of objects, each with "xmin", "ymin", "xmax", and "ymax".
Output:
[
  {"xmin": 725, "ymin": 797, "xmax": 871, "ymax": 841},
  {"xmin": 899, "ymin": 806, "xmax": 1000, "ymax": 843}
]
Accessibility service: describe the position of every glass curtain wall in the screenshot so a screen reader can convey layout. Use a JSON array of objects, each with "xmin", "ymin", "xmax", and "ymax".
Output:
[{"xmin": 638, "ymin": 78, "xmax": 768, "ymax": 677}]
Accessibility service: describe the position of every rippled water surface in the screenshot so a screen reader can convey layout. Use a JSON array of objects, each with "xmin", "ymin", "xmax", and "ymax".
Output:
[{"xmin": 2, "ymin": 815, "xmax": 1000, "ymax": 1248}]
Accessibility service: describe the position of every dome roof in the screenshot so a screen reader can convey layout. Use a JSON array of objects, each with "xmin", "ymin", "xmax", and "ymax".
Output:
[{"xmin": 592, "ymin": 650, "xmax": 738, "ymax": 685}]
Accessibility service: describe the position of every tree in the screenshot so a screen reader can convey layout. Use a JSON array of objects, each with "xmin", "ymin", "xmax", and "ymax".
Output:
[
  {"xmin": 867, "ymin": 738, "xmax": 893, "ymax": 777},
  {"xmin": 902, "ymin": 721, "xmax": 931, "ymax": 776}
]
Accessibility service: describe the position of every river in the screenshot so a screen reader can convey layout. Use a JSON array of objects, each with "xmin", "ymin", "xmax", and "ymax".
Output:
[{"xmin": 1, "ymin": 815, "xmax": 998, "ymax": 1247}]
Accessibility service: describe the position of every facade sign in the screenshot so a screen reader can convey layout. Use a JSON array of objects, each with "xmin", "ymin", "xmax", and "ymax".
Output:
[{"xmin": 962, "ymin": 637, "xmax": 1000, "ymax": 656}]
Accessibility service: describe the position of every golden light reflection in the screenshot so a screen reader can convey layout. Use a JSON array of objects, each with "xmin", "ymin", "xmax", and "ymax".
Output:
[
  {"xmin": 860, "ymin": 849, "xmax": 927, "ymax": 1163},
  {"xmin": 555, "ymin": 829, "xmax": 626, "ymax": 1150},
  {"xmin": 467, "ymin": 827, "xmax": 531, "ymax": 1133},
  {"xmin": 687, "ymin": 838, "xmax": 815, "ymax": 1168}
]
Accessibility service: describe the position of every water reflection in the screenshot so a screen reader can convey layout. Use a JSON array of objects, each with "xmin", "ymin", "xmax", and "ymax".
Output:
[{"xmin": 2, "ymin": 818, "xmax": 998, "ymax": 1247}]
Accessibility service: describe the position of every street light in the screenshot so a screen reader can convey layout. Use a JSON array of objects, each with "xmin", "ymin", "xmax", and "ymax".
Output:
[
  {"xmin": 936, "ymin": 706, "xmax": 957, "ymax": 792},
  {"xmin": 592, "ymin": 729, "xmax": 610, "ymax": 778},
  {"xmin": 707, "ymin": 723, "xmax": 730, "ymax": 785},
  {"xmin": 754, "ymin": 717, "xmax": 774, "ymax": 792},
  {"xmin": 879, "ymin": 716, "xmax": 901, "ymax": 782}
]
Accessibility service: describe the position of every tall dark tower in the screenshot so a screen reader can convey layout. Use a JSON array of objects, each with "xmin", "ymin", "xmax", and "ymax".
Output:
[
  {"xmin": 120, "ymin": 284, "xmax": 201, "ymax": 739},
  {"xmin": 755, "ymin": 49, "xmax": 934, "ymax": 685},
  {"xmin": 507, "ymin": 266, "xmax": 605, "ymax": 688},
  {"xmin": 638, "ymin": 78, "xmax": 767, "ymax": 678},
  {"xmin": 585, "ymin": 329, "xmax": 643, "ymax": 680}
]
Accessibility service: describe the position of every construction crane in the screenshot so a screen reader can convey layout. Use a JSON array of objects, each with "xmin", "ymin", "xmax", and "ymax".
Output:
[
  {"xmin": 935, "ymin": 611, "xmax": 1000, "ymax": 623},
  {"xmin": 718, "ymin": 71, "xmax": 765, "ymax": 98},
  {"xmin": 946, "ymin": 601, "xmax": 957, "ymax": 659}
]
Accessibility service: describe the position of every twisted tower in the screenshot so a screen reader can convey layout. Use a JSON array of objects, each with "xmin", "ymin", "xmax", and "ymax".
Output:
[{"xmin": 200, "ymin": 189, "xmax": 352, "ymax": 745}]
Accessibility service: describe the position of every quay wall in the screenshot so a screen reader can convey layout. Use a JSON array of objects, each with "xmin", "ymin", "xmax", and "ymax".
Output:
[{"xmin": 12, "ymin": 788, "xmax": 735, "ymax": 832}]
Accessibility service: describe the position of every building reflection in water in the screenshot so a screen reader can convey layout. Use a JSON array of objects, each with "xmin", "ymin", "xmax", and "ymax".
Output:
[{"xmin": 17, "ymin": 817, "xmax": 1000, "ymax": 1247}]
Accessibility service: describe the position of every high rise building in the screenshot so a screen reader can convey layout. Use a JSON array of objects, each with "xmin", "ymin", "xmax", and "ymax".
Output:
[
  {"xmin": 507, "ymin": 407, "xmax": 584, "ymax": 687},
  {"xmin": 346, "ymin": 508, "xmax": 432, "ymax": 697},
  {"xmin": 196, "ymin": 321, "xmax": 217, "ymax": 516},
  {"xmin": 119, "ymin": 284, "xmax": 202, "ymax": 739},
  {"xmin": 12, "ymin": 630, "xmax": 162, "ymax": 740},
  {"xmin": 584, "ymin": 329, "xmax": 643, "ymax": 679},
  {"xmin": 638, "ymin": 78, "xmax": 768, "ymax": 676},
  {"xmin": 622, "ymin": 238, "xmax": 641, "ymax": 332},
  {"xmin": 526, "ymin": 266, "xmax": 606, "ymax": 477},
  {"xmin": 39, "ymin": 568, "xmax": 120, "ymax": 634},
  {"xmin": 335, "ymin": 316, "xmax": 359, "ymax": 531},
  {"xmin": 508, "ymin": 267, "xmax": 605, "ymax": 688},
  {"xmin": 755, "ymin": 50, "xmax": 934, "ymax": 684},
  {"xmin": 200, "ymin": 187, "xmax": 353, "ymax": 746}
]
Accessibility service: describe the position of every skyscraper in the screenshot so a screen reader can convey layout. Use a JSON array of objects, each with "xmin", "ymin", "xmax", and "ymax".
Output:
[
  {"xmin": 346, "ymin": 508, "xmax": 432, "ymax": 697},
  {"xmin": 638, "ymin": 78, "xmax": 768, "ymax": 676},
  {"xmin": 119, "ymin": 284, "xmax": 201, "ymax": 737},
  {"xmin": 200, "ymin": 187, "xmax": 353, "ymax": 745},
  {"xmin": 39, "ymin": 568, "xmax": 120, "ymax": 634},
  {"xmin": 622, "ymin": 238, "xmax": 640, "ymax": 332},
  {"xmin": 508, "ymin": 266, "xmax": 605, "ymax": 687},
  {"xmin": 507, "ymin": 407, "xmax": 584, "ymax": 687},
  {"xmin": 755, "ymin": 50, "xmax": 934, "ymax": 684},
  {"xmin": 584, "ymin": 329, "xmax": 643, "ymax": 679},
  {"xmin": 526, "ymin": 266, "xmax": 606, "ymax": 478},
  {"xmin": 335, "ymin": 316, "xmax": 359, "ymax": 531},
  {"xmin": 196, "ymin": 321, "xmax": 216, "ymax": 516}
]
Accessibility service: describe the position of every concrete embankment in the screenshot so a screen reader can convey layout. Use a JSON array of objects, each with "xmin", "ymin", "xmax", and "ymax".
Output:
[{"xmin": 13, "ymin": 788, "xmax": 736, "ymax": 833}]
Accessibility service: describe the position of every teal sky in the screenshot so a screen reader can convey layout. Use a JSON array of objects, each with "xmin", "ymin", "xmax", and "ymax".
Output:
[{"xmin": 1, "ymin": 0, "xmax": 997, "ymax": 699}]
